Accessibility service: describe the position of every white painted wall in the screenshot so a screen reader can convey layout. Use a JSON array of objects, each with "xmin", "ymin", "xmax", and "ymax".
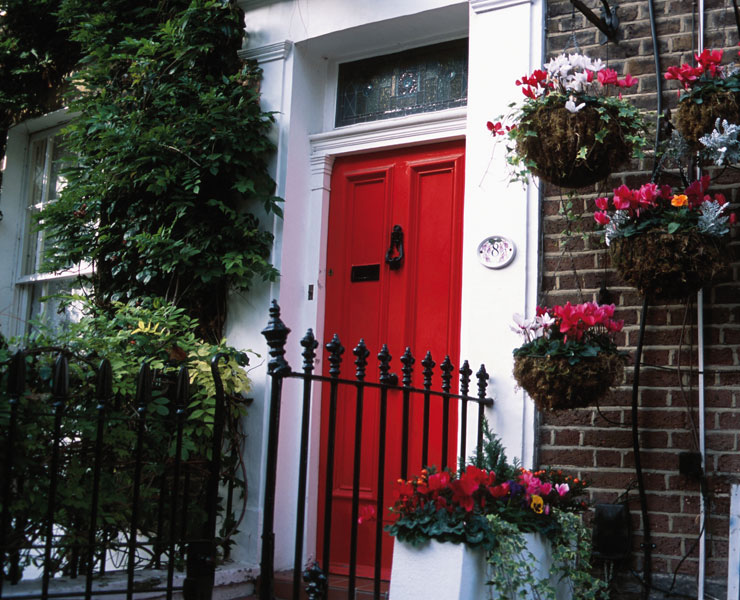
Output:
[{"xmin": 233, "ymin": 0, "xmax": 543, "ymax": 573}]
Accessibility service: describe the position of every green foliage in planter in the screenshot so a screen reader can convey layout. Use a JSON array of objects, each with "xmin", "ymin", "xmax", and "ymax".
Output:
[
  {"xmin": 0, "ymin": 296, "xmax": 251, "ymax": 579},
  {"xmin": 39, "ymin": 0, "xmax": 280, "ymax": 339},
  {"xmin": 487, "ymin": 511, "xmax": 609, "ymax": 600}
]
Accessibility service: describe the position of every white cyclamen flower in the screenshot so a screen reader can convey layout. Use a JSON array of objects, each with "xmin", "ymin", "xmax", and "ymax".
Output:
[{"xmin": 565, "ymin": 97, "xmax": 586, "ymax": 113}]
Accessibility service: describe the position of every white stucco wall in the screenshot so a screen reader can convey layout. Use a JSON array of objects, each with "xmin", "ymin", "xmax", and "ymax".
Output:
[{"xmin": 231, "ymin": 0, "xmax": 543, "ymax": 572}]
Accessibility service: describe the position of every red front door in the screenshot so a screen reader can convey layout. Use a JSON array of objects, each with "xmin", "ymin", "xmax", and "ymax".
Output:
[{"xmin": 319, "ymin": 140, "xmax": 465, "ymax": 577}]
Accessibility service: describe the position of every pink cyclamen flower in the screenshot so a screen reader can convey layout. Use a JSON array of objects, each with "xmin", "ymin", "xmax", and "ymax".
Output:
[
  {"xmin": 358, "ymin": 505, "xmax": 376, "ymax": 524},
  {"xmin": 618, "ymin": 74, "xmax": 638, "ymax": 88},
  {"xmin": 595, "ymin": 196, "xmax": 610, "ymax": 210},
  {"xmin": 555, "ymin": 483, "xmax": 570, "ymax": 496},
  {"xmin": 594, "ymin": 211, "xmax": 610, "ymax": 226},
  {"xmin": 597, "ymin": 68, "xmax": 619, "ymax": 86}
]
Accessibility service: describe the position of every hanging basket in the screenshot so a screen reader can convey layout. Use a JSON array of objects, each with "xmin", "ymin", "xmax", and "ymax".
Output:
[
  {"xmin": 675, "ymin": 90, "xmax": 740, "ymax": 150},
  {"xmin": 609, "ymin": 229, "xmax": 727, "ymax": 300},
  {"xmin": 516, "ymin": 102, "xmax": 635, "ymax": 189},
  {"xmin": 513, "ymin": 353, "xmax": 624, "ymax": 411}
]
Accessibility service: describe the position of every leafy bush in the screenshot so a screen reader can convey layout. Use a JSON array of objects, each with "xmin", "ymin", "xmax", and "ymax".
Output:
[
  {"xmin": 0, "ymin": 297, "xmax": 252, "ymax": 579},
  {"xmin": 39, "ymin": 0, "xmax": 280, "ymax": 339}
]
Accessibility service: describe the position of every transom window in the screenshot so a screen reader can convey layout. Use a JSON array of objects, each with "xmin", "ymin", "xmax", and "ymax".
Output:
[{"xmin": 335, "ymin": 38, "xmax": 468, "ymax": 128}]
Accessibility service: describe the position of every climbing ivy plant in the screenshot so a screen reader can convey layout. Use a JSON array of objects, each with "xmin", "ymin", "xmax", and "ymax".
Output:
[
  {"xmin": 37, "ymin": 0, "xmax": 280, "ymax": 340},
  {"xmin": 0, "ymin": 0, "xmax": 80, "ymax": 178},
  {"xmin": 0, "ymin": 0, "xmax": 280, "ymax": 579}
]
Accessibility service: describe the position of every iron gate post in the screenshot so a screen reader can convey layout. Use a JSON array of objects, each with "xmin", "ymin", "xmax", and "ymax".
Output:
[{"xmin": 259, "ymin": 301, "xmax": 291, "ymax": 600}]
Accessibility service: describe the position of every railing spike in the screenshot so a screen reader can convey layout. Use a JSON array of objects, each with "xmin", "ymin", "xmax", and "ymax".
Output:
[
  {"xmin": 261, "ymin": 300, "xmax": 291, "ymax": 376},
  {"xmin": 8, "ymin": 350, "xmax": 26, "ymax": 397},
  {"xmin": 96, "ymin": 359, "xmax": 113, "ymax": 404},
  {"xmin": 300, "ymin": 329, "xmax": 319, "ymax": 372},
  {"xmin": 353, "ymin": 339, "xmax": 369, "ymax": 380},
  {"xmin": 378, "ymin": 345, "xmax": 392, "ymax": 383},
  {"xmin": 400, "ymin": 347, "xmax": 415, "ymax": 387},
  {"xmin": 326, "ymin": 334, "xmax": 344, "ymax": 378},
  {"xmin": 52, "ymin": 353, "xmax": 69, "ymax": 403},
  {"xmin": 176, "ymin": 365, "xmax": 190, "ymax": 407},
  {"xmin": 440, "ymin": 356, "xmax": 454, "ymax": 394},
  {"xmin": 421, "ymin": 351, "xmax": 435, "ymax": 389},
  {"xmin": 135, "ymin": 362, "xmax": 152, "ymax": 409},
  {"xmin": 476, "ymin": 364, "xmax": 490, "ymax": 399}
]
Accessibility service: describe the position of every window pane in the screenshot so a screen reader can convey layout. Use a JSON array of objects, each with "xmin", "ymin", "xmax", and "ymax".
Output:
[
  {"xmin": 23, "ymin": 132, "xmax": 70, "ymax": 276},
  {"xmin": 27, "ymin": 279, "xmax": 86, "ymax": 334},
  {"xmin": 336, "ymin": 39, "xmax": 468, "ymax": 127}
]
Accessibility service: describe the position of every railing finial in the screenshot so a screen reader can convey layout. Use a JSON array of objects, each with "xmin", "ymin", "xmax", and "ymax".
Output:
[
  {"xmin": 261, "ymin": 300, "xmax": 292, "ymax": 376},
  {"xmin": 354, "ymin": 340, "xmax": 369, "ymax": 381}
]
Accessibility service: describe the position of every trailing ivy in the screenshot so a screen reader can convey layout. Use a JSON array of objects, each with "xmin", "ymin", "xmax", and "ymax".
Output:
[{"xmin": 39, "ymin": 0, "xmax": 280, "ymax": 339}]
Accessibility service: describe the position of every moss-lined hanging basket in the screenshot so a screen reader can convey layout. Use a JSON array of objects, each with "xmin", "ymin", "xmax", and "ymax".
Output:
[
  {"xmin": 515, "ymin": 103, "xmax": 635, "ymax": 189},
  {"xmin": 609, "ymin": 229, "xmax": 727, "ymax": 300},
  {"xmin": 675, "ymin": 90, "xmax": 740, "ymax": 149},
  {"xmin": 513, "ymin": 353, "xmax": 624, "ymax": 411}
]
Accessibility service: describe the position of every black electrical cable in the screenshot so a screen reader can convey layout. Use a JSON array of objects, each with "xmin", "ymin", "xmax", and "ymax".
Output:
[
  {"xmin": 648, "ymin": 0, "xmax": 664, "ymax": 182},
  {"xmin": 631, "ymin": 295, "xmax": 653, "ymax": 600}
]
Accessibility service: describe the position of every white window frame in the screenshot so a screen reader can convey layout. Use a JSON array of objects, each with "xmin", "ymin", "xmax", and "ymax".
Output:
[{"xmin": 1, "ymin": 110, "xmax": 88, "ymax": 338}]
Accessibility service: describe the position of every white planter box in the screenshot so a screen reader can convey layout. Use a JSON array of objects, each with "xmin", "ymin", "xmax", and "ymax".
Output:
[
  {"xmin": 389, "ymin": 534, "xmax": 571, "ymax": 600},
  {"xmin": 388, "ymin": 538, "xmax": 486, "ymax": 600}
]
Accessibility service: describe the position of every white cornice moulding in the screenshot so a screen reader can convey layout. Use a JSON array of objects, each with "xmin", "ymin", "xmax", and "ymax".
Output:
[
  {"xmin": 310, "ymin": 107, "xmax": 467, "ymax": 157},
  {"xmin": 470, "ymin": 0, "xmax": 532, "ymax": 13},
  {"xmin": 238, "ymin": 41, "xmax": 292, "ymax": 64},
  {"xmin": 310, "ymin": 154, "xmax": 334, "ymax": 181}
]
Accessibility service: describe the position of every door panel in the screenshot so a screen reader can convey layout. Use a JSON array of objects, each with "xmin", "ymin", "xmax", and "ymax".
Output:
[{"xmin": 319, "ymin": 140, "xmax": 465, "ymax": 577}]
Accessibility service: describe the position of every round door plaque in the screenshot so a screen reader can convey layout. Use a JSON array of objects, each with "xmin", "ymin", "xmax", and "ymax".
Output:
[{"xmin": 477, "ymin": 236, "xmax": 516, "ymax": 269}]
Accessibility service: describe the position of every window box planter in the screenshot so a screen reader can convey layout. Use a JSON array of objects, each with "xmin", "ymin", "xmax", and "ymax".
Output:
[{"xmin": 388, "ymin": 534, "xmax": 565, "ymax": 600}]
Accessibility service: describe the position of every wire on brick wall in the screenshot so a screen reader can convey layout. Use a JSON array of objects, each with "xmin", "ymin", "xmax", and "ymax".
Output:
[{"xmin": 631, "ymin": 295, "xmax": 653, "ymax": 600}]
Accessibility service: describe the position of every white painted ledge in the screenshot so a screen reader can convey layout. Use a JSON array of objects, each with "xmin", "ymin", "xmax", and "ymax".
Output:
[
  {"xmin": 3, "ymin": 563, "xmax": 257, "ymax": 600},
  {"xmin": 470, "ymin": 0, "xmax": 532, "ymax": 13}
]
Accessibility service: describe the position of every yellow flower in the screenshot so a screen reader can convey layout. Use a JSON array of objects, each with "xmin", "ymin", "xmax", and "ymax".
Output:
[
  {"xmin": 671, "ymin": 194, "xmax": 688, "ymax": 207},
  {"xmin": 530, "ymin": 494, "xmax": 544, "ymax": 514}
]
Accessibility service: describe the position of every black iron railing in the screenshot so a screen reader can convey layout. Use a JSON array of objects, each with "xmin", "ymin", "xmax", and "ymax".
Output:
[
  {"xmin": 259, "ymin": 301, "xmax": 494, "ymax": 600},
  {"xmin": 0, "ymin": 351, "xmax": 233, "ymax": 600}
]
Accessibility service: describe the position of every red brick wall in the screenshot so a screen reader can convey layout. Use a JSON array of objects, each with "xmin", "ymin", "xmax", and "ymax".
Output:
[{"xmin": 540, "ymin": 0, "xmax": 740, "ymax": 596}]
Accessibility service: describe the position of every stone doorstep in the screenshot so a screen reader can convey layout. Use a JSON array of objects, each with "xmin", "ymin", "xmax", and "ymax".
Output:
[
  {"xmin": 272, "ymin": 570, "xmax": 390, "ymax": 600},
  {"xmin": 1, "ymin": 563, "xmax": 258, "ymax": 600}
]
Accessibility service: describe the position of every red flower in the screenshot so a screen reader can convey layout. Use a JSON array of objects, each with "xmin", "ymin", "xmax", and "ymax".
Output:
[
  {"xmin": 597, "ymin": 68, "xmax": 619, "ymax": 86},
  {"xmin": 612, "ymin": 185, "xmax": 635, "ymax": 210},
  {"xmin": 488, "ymin": 482, "xmax": 510, "ymax": 498},
  {"xmin": 428, "ymin": 471, "xmax": 451, "ymax": 491},
  {"xmin": 595, "ymin": 196, "xmax": 610, "ymax": 210},
  {"xmin": 358, "ymin": 505, "xmax": 376, "ymax": 524},
  {"xmin": 684, "ymin": 175, "xmax": 711, "ymax": 208},
  {"xmin": 594, "ymin": 211, "xmax": 610, "ymax": 226},
  {"xmin": 450, "ymin": 477, "xmax": 478, "ymax": 512},
  {"xmin": 618, "ymin": 74, "xmax": 638, "ymax": 88}
]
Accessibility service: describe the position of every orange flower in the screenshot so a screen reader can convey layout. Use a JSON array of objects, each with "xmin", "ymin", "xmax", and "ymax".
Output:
[{"xmin": 671, "ymin": 194, "xmax": 688, "ymax": 207}]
